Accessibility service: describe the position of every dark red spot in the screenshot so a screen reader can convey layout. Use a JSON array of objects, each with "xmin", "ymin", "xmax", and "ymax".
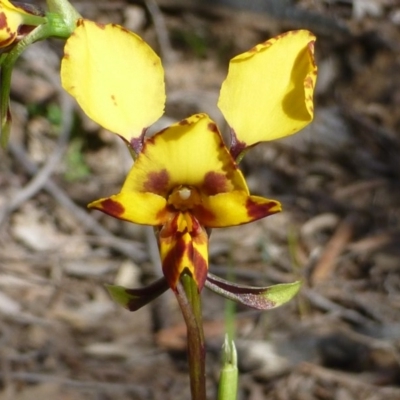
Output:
[
  {"xmin": 63, "ymin": 53, "xmax": 70, "ymax": 60},
  {"xmin": 246, "ymin": 198, "xmax": 280, "ymax": 220},
  {"xmin": 0, "ymin": 12, "xmax": 7, "ymax": 29},
  {"xmin": 202, "ymin": 171, "xmax": 228, "ymax": 196},
  {"xmin": 100, "ymin": 198, "xmax": 125, "ymax": 216},
  {"xmin": 143, "ymin": 169, "xmax": 170, "ymax": 195},
  {"xmin": 179, "ymin": 119, "xmax": 190, "ymax": 126},
  {"xmin": 77, "ymin": 19, "xmax": 84, "ymax": 27},
  {"xmin": 207, "ymin": 122, "xmax": 218, "ymax": 133}
]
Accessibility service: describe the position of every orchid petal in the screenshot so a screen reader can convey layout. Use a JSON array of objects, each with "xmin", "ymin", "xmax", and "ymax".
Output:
[
  {"xmin": 218, "ymin": 30, "xmax": 317, "ymax": 156},
  {"xmin": 206, "ymin": 273, "xmax": 301, "ymax": 310},
  {"xmin": 193, "ymin": 191, "xmax": 281, "ymax": 228},
  {"xmin": 159, "ymin": 213, "xmax": 208, "ymax": 290},
  {"xmin": 61, "ymin": 19, "xmax": 165, "ymax": 146},
  {"xmin": 106, "ymin": 278, "xmax": 169, "ymax": 312},
  {"xmin": 122, "ymin": 113, "xmax": 248, "ymax": 197},
  {"xmin": 88, "ymin": 192, "xmax": 168, "ymax": 225}
]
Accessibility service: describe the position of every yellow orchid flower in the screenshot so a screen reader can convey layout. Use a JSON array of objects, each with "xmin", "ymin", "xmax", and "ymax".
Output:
[
  {"xmin": 88, "ymin": 113, "xmax": 281, "ymax": 289},
  {"xmin": 61, "ymin": 20, "xmax": 317, "ymax": 290},
  {"xmin": 0, "ymin": 0, "xmax": 45, "ymax": 48}
]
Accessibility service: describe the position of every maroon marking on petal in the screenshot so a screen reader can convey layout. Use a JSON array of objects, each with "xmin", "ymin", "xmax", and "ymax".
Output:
[
  {"xmin": 207, "ymin": 122, "xmax": 218, "ymax": 134},
  {"xmin": 143, "ymin": 169, "xmax": 170, "ymax": 195},
  {"xmin": 229, "ymin": 128, "xmax": 247, "ymax": 160},
  {"xmin": 100, "ymin": 198, "xmax": 125, "ymax": 216},
  {"xmin": 129, "ymin": 127, "xmax": 147, "ymax": 154},
  {"xmin": 193, "ymin": 204, "xmax": 216, "ymax": 226},
  {"xmin": 77, "ymin": 19, "xmax": 84, "ymax": 27},
  {"xmin": 246, "ymin": 198, "xmax": 279, "ymax": 220},
  {"xmin": 0, "ymin": 13, "xmax": 7, "ymax": 29},
  {"xmin": 159, "ymin": 213, "xmax": 179, "ymax": 238},
  {"xmin": 162, "ymin": 233, "xmax": 186, "ymax": 289},
  {"xmin": 111, "ymin": 94, "xmax": 117, "ymax": 106},
  {"xmin": 179, "ymin": 118, "xmax": 190, "ymax": 126},
  {"xmin": 202, "ymin": 171, "xmax": 228, "ymax": 196},
  {"xmin": 191, "ymin": 248, "xmax": 208, "ymax": 290}
]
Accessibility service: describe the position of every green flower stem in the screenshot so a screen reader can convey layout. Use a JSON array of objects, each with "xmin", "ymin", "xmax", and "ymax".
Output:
[
  {"xmin": 1, "ymin": 7, "xmax": 80, "ymax": 147},
  {"xmin": 20, "ymin": 14, "xmax": 47, "ymax": 27},
  {"xmin": 46, "ymin": 0, "xmax": 81, "ymax": 30},
  {"xmin": 1, "ymin": 24, "xmax": 49, "ymax": 146},
  {"xmin": 176, "ymin": 274, "xmax": 206, "ymax": 400}
]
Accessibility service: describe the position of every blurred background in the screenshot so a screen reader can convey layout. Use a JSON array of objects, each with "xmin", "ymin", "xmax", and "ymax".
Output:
[{"xmin": 1, "ymin": 0, "xmax": 400, "ymax": 399}]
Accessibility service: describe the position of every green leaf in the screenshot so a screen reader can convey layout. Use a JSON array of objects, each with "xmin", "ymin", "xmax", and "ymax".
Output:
[
  {"xmin": 106, "ymin": 277, "xmax": 169, "ymax": 312},
  {"xmin": 205, "ymin": 273, "xmax": 301, "ymax": 310}
]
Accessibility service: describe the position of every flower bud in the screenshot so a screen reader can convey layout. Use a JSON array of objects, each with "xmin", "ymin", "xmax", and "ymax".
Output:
[{"xmin": 0, "ymin": 0, "xmax": 45, "ymax": 48}]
